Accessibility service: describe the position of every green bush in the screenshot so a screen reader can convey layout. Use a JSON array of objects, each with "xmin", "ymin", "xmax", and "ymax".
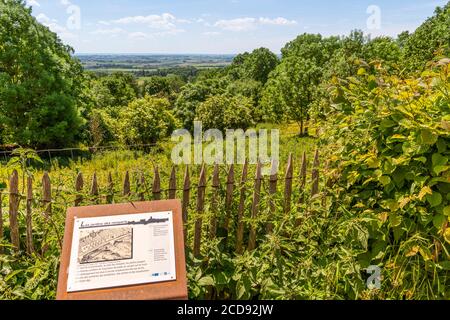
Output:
[
  {"xmin": 195, "ymin": 94, "xmax": 255, "ymax": 132},
  {"xmin": 322, "ymin": 58, "xmax": 450, "ymax": 299},
  {"xmin": 174, "ymin": 78, "xmax": 230, "ymax": 131},
  {"xmin": 118, "ymin": 96, "xmax": 178, "ymax": 145}
]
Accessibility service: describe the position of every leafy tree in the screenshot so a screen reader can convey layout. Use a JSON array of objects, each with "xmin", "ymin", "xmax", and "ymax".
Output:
[
  {"xmin": 341, "ymin": 30, "xmax": 366, "ymax": 56},
  {"xmin": 261, "ymin": 34, "xmax": 343, "ymax": 135},
  {"xmin": 402, "ymin": 3, "xmax": 450, "ymax": 72},
  {"xmin": 143, "ymin": 76, "xmax": 172, "ymax": 97},
  {"xmin": 363, "ymin": 36, "xmax": 401, "ymax": 68},
  {"xmin": 0, "ymin": 0, "xmax": 84, "ymax": 148},
  {"xmin": 196, "ymin": 94, "xmax": 255, "ymax": 132},
  {"xmin": 397, "ymin": 31, "xmax": 411, "ymax": 49},
  {"xmin": 228, "ymin": 48, "xmax": 278, "ymax": 84},
  {"xmin": 282, "ymin": 33, "xmax": 341, "ymax": 64},
  {"xmin": 97, "ymin": 72, "xmax": 138, "ymax": 112},
  {"xmin": 143, "ymin": 75, "xmax": 185, "ymax": 104},
  {"xmin": 174, "ymin": 77, "xmax": 229, "ymax": 131},
  {"xmin": 243, "ymin": 48, "xmax": 279, "ymax": 84},
  {"xmin": 262, "ymin": 58, "xmax": 322, "ymax": 135},
  {"xmin": 118, "ymin": 96, "xmax": 178, "ymax": 145},
  {"xmin": 226, "ymin": 79, "xmax": 263, "ymax": 120}
]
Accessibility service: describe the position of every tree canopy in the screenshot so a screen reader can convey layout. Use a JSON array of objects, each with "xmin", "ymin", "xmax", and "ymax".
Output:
[{"xmin": 0, "ymin": 0, "xmax": 85, "ymax": 148}]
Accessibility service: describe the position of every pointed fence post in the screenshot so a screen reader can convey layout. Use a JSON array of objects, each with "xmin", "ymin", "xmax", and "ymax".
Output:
[
  {"xmin": 193, "ymin": 164, "xmax": 206, "ymax": 257},
  {"xmin": 42, "ymin": 172, "xmax": 52, "ymax": 218},
  {"xmin": 9, "ymin": 170, "xmax": 20, "ymax": 252},
  {"xmin": 107, "ymin": 172, "xmax": 114, "ymax": 204},
  {"xmin": 152, "ymin": 166, "xmax": 161, "ymax": 201},
  {"xmin": 209, "ymin": 164, "xmax": 220, "ymax": 238},
  {"xmin": 224, "ymin": 164, "xmax": 235, "ymax": 232},
  {"xmin": 248, "ymin": 162, "xmax": 262, "ymax": 251},
  {"xmin": 139, "ymin": 172, "xmax": 146, "ymax": 201},
  {"xmin": 236, "ymin": 160, "xmax": 249, "ymax": 254},
  {"xmin": 298, "ymin": 152, "xmax": 307, "ymax": 205},
  {"xmin": 75, "ymin": 172, "xmax": 84, "ymax": 206},
  {"xmin": 267, "ymin": 160, "xmax": 278, "ymax": 234},
  {"xmin": 284, "ymin": 153, "xmax": 293, "ymax": 214},
  {"xmin": 90, "ymin": 173, "xmax": 99, "ymax": 203},
  {"xmin": 26, "ymin": 176, "xmax": 34, "ymax": 254},
  {"xmin": 311, "ymin": 150, "xmax": 320, "ymax": 197},
  {"xmin": 169, "ymin": 167, "xmax": 177, "ymax": 200},
  {"xmin": 123, "ymin": 171, "xmax": 131, "ymax": 197},
  {"xmin": 182, "ymin": 166, "xmax": 191, "ymax": 244},
  {"xmin": 322, "ymin": 160, "xmax": 330, "ymax": 208}
]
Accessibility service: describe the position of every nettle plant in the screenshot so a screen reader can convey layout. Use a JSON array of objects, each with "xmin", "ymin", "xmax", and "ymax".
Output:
[{"xmin": 324, "ymin": 58, "xmax": 450, "ymax": 298}]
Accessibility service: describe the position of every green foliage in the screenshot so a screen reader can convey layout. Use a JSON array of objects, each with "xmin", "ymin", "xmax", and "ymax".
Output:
[
  {"xmin": 96, "ymin": 72, "xmax": 139, "ymax": 112},
  {"xmin": 195, "ymin": 94, "xmax": 255, "ymax": 132},
  {"xmin": 323, "ymin": 58, "xmax": 450, "ymax": 298},
  {"xmin": 226, "ymin": 79, "xmax": 263, "ymax": 120},
  {"xmin": 363, "ymin": 36, "xmax": 401, "ymax": 67},
  {"xmin": 118, "ymin": 96, "xmax": 178, "ymax": 145},
  {"xmin": 228, "ymin": 48, "xmax": 279, "ymax": 84},
  {"xmin": 7, "ymin": 148, "xmax": 42, "ymax": 174},
  {"xmin": 0, "ymin": 254, "xmax": 60, "ymax": 300},
  {"xmin": 0, "ymin": 0, "xmax": 84, "ymax": 148},
  {"xmin": 262, "ymin": 57, "xmax": 323, "ymax": 134},
  {"xmin": 175, "ymin": 78, "xmax": 229, "ymax": 131},
  {"xmin": 402, "ymin": 3, "xmax": 450, "ymax": 72},
  {"xmin": 142, "ymin": 75, "xmax": 185, "ymax": 103},
  {"xmin": 87, "ymin": 109, "xmax": 118, "ymax": 147},
  {"xmin": 282, "ymin": 33, "xmax": 341, "ymax": 63}
]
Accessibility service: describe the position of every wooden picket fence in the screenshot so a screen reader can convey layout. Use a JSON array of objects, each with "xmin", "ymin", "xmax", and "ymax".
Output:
[{"xmin": 0, "ymin": 150, "xmax": 326, "ymax": 257}]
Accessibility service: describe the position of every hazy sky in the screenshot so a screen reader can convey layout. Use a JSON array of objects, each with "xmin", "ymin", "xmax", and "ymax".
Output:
[{"xmin": 25, "ymin": 0, "xmax": 448, "ymax": 54}]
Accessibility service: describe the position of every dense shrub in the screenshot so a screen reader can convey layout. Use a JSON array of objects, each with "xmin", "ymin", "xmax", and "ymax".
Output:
[
  {"xmin": 195, "ymin": 94, "xmax": 255, "ymax": 132},
  {"xmin": 174, "ymin": 78, "xmax": 229, "ymax": 131},
  {"xmin": 322, "ymin": 58, "xmax": 450, "ymax": 298},
  {"xmin": 118, "ymin": 96, "xmax": 178, "ymax": 145}
]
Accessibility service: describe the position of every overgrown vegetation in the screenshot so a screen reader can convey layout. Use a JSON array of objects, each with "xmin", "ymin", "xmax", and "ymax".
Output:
[{"xmin": 0, "ymin": 0, "xmax": 449, "ymax": 300}]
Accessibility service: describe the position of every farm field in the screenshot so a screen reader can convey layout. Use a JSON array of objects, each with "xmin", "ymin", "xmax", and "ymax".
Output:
[{"xmin": 77, "ymin": 54, "xmax": 235, "ymax": 78}]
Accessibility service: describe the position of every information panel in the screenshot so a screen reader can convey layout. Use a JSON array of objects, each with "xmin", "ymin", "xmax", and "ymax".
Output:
[
  {"xmin": 56, "ymin": 200, "xmax": 188, "ymax": 300},
  {"xmin": 67, "ymin": 211, "xmax": 176, "ymax": 293}
]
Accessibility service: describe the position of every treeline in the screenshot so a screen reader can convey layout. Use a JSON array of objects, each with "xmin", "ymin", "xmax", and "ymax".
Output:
[{"xmin": 0, "ymin": 0, "xmax": 449, "ymax": 149}]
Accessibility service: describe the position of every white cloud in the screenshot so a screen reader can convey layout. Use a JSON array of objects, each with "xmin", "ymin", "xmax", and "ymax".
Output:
[
  {"xmin": 203, "ymin": 31, "xmax": 221, "ymax": 36},
  {"xmin": 153, "ymin": 29, "xmax": 186, "ymax": 37},
  {"xmin": 91, "ymin": 28, "xmax": 125, "ymax": 35},
  {"xmin": 259, "ymin": 17, "xmax": 297, "ymax": 26},
  {"xmin": 26, "ymin": 0, "xmax": 40, "ymax": 7},
  {"xmin": 99, "ymin": 13, "xmax": 189, "ymax": 37},
  {"xmin": 60, "ymin": 0, "xmax": 72, "ymax": 6},
  {"xmin": 36, "ymin": 13, "xmax": 54, "ymax": 24},
  {"xmin": 128, "ymin": 32, "xmax": 152, "ymax": 39},
  {"xmin": 110, "ymin": 13, "xmax": 180, "ymax": 30},
  {"xmin": 176, "ymin": 18, "xmax": 192, "ymax": 24},
  {"xmin": 214, "ymin": 16, "xmax": 297, "ymax": 31},
  {"xmin": 36, "ymin": 13, "xmax": 77, "ymax": 41},
  {"xmin": 215, "ymin": 18, "xmax": 257, "ymax": 31}
]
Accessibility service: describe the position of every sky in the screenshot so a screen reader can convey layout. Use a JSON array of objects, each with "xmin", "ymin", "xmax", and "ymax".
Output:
[{"xmin": 25, "ymin": 0, "xmax": 448, "ymax": 54}]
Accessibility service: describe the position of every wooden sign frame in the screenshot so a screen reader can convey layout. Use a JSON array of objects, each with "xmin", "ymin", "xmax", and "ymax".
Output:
[{"xmin": 56, "ymin": 200, "xmax": 188, "ymax": 300}]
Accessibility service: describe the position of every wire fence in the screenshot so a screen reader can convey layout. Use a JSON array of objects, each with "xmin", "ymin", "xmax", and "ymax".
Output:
[{"xmin": 0, "ymin": 143, "xmax": 160, "ymax": 164}]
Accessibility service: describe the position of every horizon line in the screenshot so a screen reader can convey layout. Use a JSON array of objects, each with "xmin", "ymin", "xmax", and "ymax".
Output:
[{"xmin": 75, "ymin": 52, "xmax": 240, "ymax": 56}]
